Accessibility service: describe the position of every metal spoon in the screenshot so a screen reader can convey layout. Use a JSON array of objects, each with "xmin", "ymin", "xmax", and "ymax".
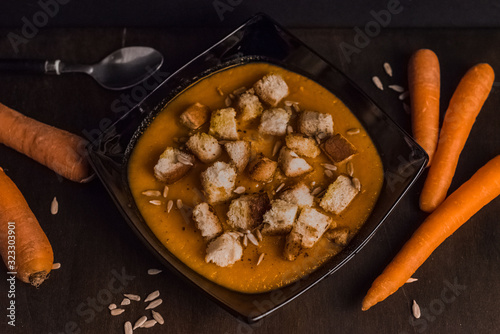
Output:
[{"xmin": 0, "ymin": 46, "xmax": 164, "ymax": 90}]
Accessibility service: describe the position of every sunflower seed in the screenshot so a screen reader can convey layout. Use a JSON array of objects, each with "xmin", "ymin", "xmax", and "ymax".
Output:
[
  {"xmin": 284, "ymin": 100, "xmax": 294, "ymax": 106},
  {"xmin": 229, "ymin": 93, "xmax": 235, "ymax": 99},
  {"xmin": 324, "ymin": 169, "xmax": 334, "ymax": 178},
  {"xmin": 142, "ymin": 320, "xmax": 157, "ymax": 329},
  {"xmin": 406, "ymin": 277, "xmax": 418, "ymax": 283},
  {"xmin": 388, "ymin": 84, "xmax": 405, "ymax": 92},
  {"xmin": 372, "ymin": 76, "xmax": 383, "ymax": 90},
  {"xmin": 216, "ymin": 86, "xmax": 224, "ymax": 96},
  {"xmin": 145, "ymin": 299, "xmax": 163, "ymax": 310},
  {"xmin": 108, "ymin": 303, "xmax": 117, "ymax": 311},
  {"xmin": 52, "ymin": 262, "xmax": 61, "ymax": 270},
  {"xmin": 257, "ymin": 253, "xmax": 265, "ymax": 266},
  {"xmin": 51, "ymin": 197, "xmax": 59, "ymax": 215},
  {"xmin": 145, "ymin": 290, "xmax": 160, "ymax": 302},
  {"xmin": 272, "ymin": 141, "xmax": 282, "ymax": 156},
  {"xmin": 322, "ymin": 163, "xmax": 337, "ymax": 171},
  {"xmin": 247, "ymin": 232, "xmax": 259, "ymax": 246},
  {"xmin": 133, "ymin": 315, "xmax": 147, "ymax": 330},
  {"xmin": 403, "ymin": 102, "xmax": 410, "ymax": 114},
  {"xmin": 287, "ymin": 125, "xmax": 294, "ymax": 134},
  {"xmin": 177, "ymin": 154, "xmax": 193, "ymax": 166},
  {"xmin": 110, "ymin": 308, "xmax": 125, "ymax": 316},
  {"xmin": 176, "ymin": 199, "xmax": 183, "ymax": 209},
  {"xmin": 352, "ymin": 177, "xmax": 361, "ymax": 191},
  {"xmin": 123, "ymin": 293, "xmax": 140, "ymax": 301},
  {"xmin": 292, "ymin": 103, "xmax": 300, "ymax": 113},
  {"xmin": 167, "ymin": 200, "xmax": 174, "ymax": 213},
  {"xmin": 284, "ymin": 105, "xmax": 293, "ymax": 114},
  {"xmin": 311, "ymin": 187, "xmax": 323, "ymax": 196},
  {"xmin": 124, "ymin": 321, "xmax": 133, "ymax": 334},
  {"xmin": 142, "ymin": 190, "xmax": 161, "ymax": 197},
  {"xmin": 119, "ymin": 298, "xmax": 129, "ymax": 306},
  {"xmin": 233, "ymin": 87, "xmax": 246, "ymax": 95},
  {"xmin": 234, "ymin": 231, "xmax": 244, "ymax": 237},
  {"xmin": 290, "ymin": 151, "xmax": 299, "ymax": 158},
  {"xmin": 317, "ymin": 132, "xmax": 327, "ymax": 140},
  {"xmin": 412, "ymin": 300, "xmax": 421, "ymax": 319},
  {"xmin": 234, "ymin": 186, "xmax": 246, "ymax": 194},
  {"xmin": 275, "ymin": 183, "xmax": 285, "ymax": 193},
  {"xmin": 163, "ymin": 186, "xmax": 169, "ymax": 198},
  {"xmin": 243, "ymin": 234, "xmax": 248, "ymax": 247},
  {"xmin": 256, "ymin": 229, "xmax": 263, "ymax": 242},
  {"xmin": 347, "ymin": 162, "xmax": 354, "ymax": 176},
  {"xmin": 383, "ymin": 62, "xmax": 393, "ymax": 77},
  {"xmin": 225, "ymin": 96, "xmax": 232, "ymax": 107},
  {"xmin": 346, "ymin": 128, "xmax": 360, "ymax": 135},
  {"xmin": 399, "ymin": 91, "xmax": 409, "ymax": 100},
  {"xmin": 151, "ymin": 310, "xmax": 165, "ymax": 325},
  {"xmin": 148, "ymin": 268, "xmax": 162, "ymax": 275},
  {"xmin": 149, "ymin": 200, "xmax": 162, "ymax": 206}
]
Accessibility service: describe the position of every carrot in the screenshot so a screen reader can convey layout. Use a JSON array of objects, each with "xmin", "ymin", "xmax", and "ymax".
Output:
[
  {"xmin": 408, "ymin": 49, "xmax": 440, "ymax": 167},
  {"xmin": 419, "ymin": 63, "xmax": 494, "ymax": 212},
  {"xmin": 0, "ymin": 102, "xmax": 91, "ymax": 183},
  {"xmin": 362, "ymin": 155, "xmax": 500, "ymax": 311},
  {"xmin": 0, "ymin": 167, "xmax": 54, "ymax": 286}
]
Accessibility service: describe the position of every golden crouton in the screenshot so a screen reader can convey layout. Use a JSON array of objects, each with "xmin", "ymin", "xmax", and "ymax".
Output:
[
  {"xmin": 321, "ymin": 134, "xmax": 358, "ymax": 163},
  {"xmin": 192, "ymin": 202, "xmax": 223, "ymax": 240},
  {"xmin": 179, "ymin": 102, "xmax": 210, "ymax": 130},
  {"xmin": 285, "ymin": 133, "xmax": 320, "ymax": 158},
  {"xmin": 247, "ymin": 155, "xmax": 278, "ymax": 182},
  {"xmin": 253, "ymin": 73, "xmax": 289, "ymax": 106},
  {"xmin": 227, "ymin": 193, "xmax": 270, "ymax": 230},
  {"xmin": 208, "ymin": 108, "xmax": 239, "ymax": 140},
  {"xmin": 154, "ymin": 147, "xmax": 195, "ymax": 184},
  {"xmin": 320, "ymin": 175, "xmax": 359, "ymax": 214},
  {"xmin": 186, "ymin": 132, "xmax": 222, "ymax": 163}
]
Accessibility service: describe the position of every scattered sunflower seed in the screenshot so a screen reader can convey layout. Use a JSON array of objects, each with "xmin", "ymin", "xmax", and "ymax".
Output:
[
  {"xmin": 383, "ymin": 62, "xmax": 393, "ymax": 77},
  {"xmin": 229, "ymin": 93, "xmax": 235, "ymax": 99},
  {"xmin": 247, "ymin": 232, "xmax": 259, "ymax": 246},
  {"xmin": 144, "ymin": 290, "xmax": 160, "ymax": 303},
  {"xmin": 234, "ymin": 231, "xmax": 244, "ymax": 237},
  {"xmin": 167, "ymin": 200, "xmax": 174, "ymax": 213},
  {"xmin": 346, "ymin": 128, "xmax": 360, "ymax": 135},
  {"xmin": 322, "ymin": 163, "xmax": 338, "ymax": 171},
  {"xmin": 151, "ymin": 310, "xmax": 165, "ymax": 325},
  {"xmin": 372, "ymin": 76, "xmax": 384, "ymax": 90},
  {"xmin": 412, "ymin": 300, "xmax": 421, "ymax": 319},
  {"xmin": 177, "ymin": 154, "xmax": 193, "ymax": 166},
  {"xmin": 243, "ymin": 234, "xmax": 248, "ymax": 247},
  {"xmin": 406, "ymin": 277, "xmax": 418, "ymax": 283},
  {"xmin": 324, "ymin": 169, "xmax": 334, "ymax": 178},
  {"xmin": 176, "ymin": 199, "xmax": 183, "ymax": 209},
  {"xmin": 124, "ymin": 321, "xmax": 133, "ymax": 334},
  {"xmin": 142, "ymin": 320, "xmax": 157, "ymax": 329},
  {"xmin": 142, "ymin": 190, "xmax": 161, "ymax": 197},
  {"xmin": 233, "ymin": 87, "xmax": 246, "ymax": 95},
  {"xmin": 347, "ymin": 161, "xmax": 354, "ymax": 176},
  {"xmin": 148, "ymin": 268, "xmax": 162, "ymax": 275},
  {"xmin": 399, "ymin": 91, "xmax": 409, "ymax": 100},
  {"xmin": 290, "ymin": 151, "xmax": 299, "ymax": 158},
  {"xmin": 120, "ymin": 298, "xmax": 131, "ymax": 306},
  {"xmin": 145, "ymin": 299, "xmax": 163, "ymax": 310},
  {"xmin": 284, "ymin": 100, "xmax": 294, "ymax": 106},
  {"xmin": 149, "ymin": 200, "xmax": 162, "ymax": 206},
  {"xmin": 123, "ymin": 294, "xmax": 141, "ymax": 302},
  {"xmin": 257, "ymin": 253, "xmax": 265, "ymax": 266},
  {"xmin": 52, "ymin": 262, "xmax": 61, "ymax": 270},
  {"xmin": 110, "ymin": 308, "xmax": 125, "ymax": 316},
  {"xmin": 403, "ymin": 102, "xmax": 411, "ymax": 114},
  {"xmin": 317, "ymin": 132, "xmax": 327, "ymax": 140},
  {"xmin": 256, "ymin": 229, "xmax": 263, "ymax": 242},
  {"xmin": 352, "ymin": 177, "xmax": 361, "ymax": 191},
  {"xmin": 272, "ymin": 141, "xmax": 282, "ymax": 156},
  {"xmin": 311, "ymin": 187, "xmax": 323, "ymax": 196},
  {"xmin": 388, "ymin": 84, "xmax": 405, "ymax": 92},
  {"xmin": 234, "ymin": 186, "xmax": 246, "ymax": 194},
  {"xmin": 133, "ymin": 315, "xmax": 148, "ymax": 330},
  {"xmin": 216, "ymin": 86, "xmax": 224, "ymax": 96},
  {"xmin": 51, "ymin": 197, "xmax": 59, "ymax": 215},
  {"xmin": 284, "ymin": 105, "xmax": 293, "ymax": 114},
  {"xmin": 225, "ymin": 96, "xmax": 232, "ymax": 107},
  {"xmin": 108, "ymin": 304, "xmax": 117, "ymax": 311},
  {"xmin": 292, "ymin": 103, "xmax": 300, "ymax": 113},
  {"xmin": 287, "ymin": 125, "xmax": 294, "ymax": 134},
  {"xmin": 275, "ymin": 183, "xmax": 285, "ymax": 193},
  {"xmin": 163, "ymin": 186, "xmax": 169, "ymax": 198}
]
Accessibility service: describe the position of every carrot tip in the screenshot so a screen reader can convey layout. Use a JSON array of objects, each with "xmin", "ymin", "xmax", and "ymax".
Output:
[{"xmin": 29, "ymin": 271, "xmax": 49, "ymax": 288}]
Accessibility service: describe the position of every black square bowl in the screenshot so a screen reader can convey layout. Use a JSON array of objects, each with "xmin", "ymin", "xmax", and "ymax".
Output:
[{"xmin": 87, "ymin": 14, "xmax": 427, "ymax": 323}]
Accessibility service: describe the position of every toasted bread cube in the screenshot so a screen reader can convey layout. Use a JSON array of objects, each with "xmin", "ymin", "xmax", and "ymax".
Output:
[
  {"xmin": 320, "ymin": 175, "xmax": 359, "ymax": 214},
  {"xmin": 247, "ymin": 155, "xmax": 278, "ymax": 182},
  {"xmin": 278, "ymin": 147, "xmax": 312, "ymax": 178},
  {"xmin": 205, "ymin": 232, "xmax": 243, "ymax": 267},
  {"xmin": 284, "ymin": 208, "xmax": 333, "ymax": 261},
  {"xmin": 321, "ymin": 134, "xmax": 358, "ymax": 163},
  {"xmin": 227, "ymin": 193, "xmax": 270, "ymax": 231},
  {"xmin": 236, "ymin": 92, "xmax": 263, "ymax": 122},
  {"xmin": 192, "ymin": 202, "xmax": 223, "ymax": 240},
  {"xmin": 253, "ymin": 73, "xmax": 289, "ymax": 106},
  {"xmin": 209, "ymin": 108, "xmax": 238, "ymax": 140},
  {"xmin": 258, "ymin": 108, "xmax": 291, "ymax": 136},
  {"xmin": 154, "ymin": 147, "xmax": 195, "ymax": 184},
  {"xmin": 277, "ymin": 182, "xmax": 314, "ymax": 209},
  {"xmin": 201, "ymin": 162, "xmax": 237, "ymax": 204},
  {"xmin": 224, "ymin": 140, "xmax": 251, "ymax": 173},
  {"xmin": 179, "ymin": 102, "xmax": 210, "ymax": 130},
  {"xmin": 186, "ymin": 132, "xmax": 222, "ymax": 163},
  {"xmin": 262, "ymin": 200, "xmax": 298, "ymax": 235},
  {"xmin": 325, "ymin": 227, "xmax": 351, "ymax": 247},
  {"xmin": 285, "ymin": 134, "xmax": 320, "ymax": 158},
  {"xmin": 298, "ymin": 111, "xmax": 334, "ymax": 138}
]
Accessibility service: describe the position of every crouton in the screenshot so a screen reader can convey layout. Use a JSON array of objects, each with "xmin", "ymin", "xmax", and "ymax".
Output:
[
  {"xmin": 284, "ymin": 208, "xmax": 333, "ymax": 261},
  {"xmin": 179, "ymin": 102, "xmax": 210, "ymax": 130},
  {"xmin": 154, "ymin": 147, "xmax": 195, "ymax": 184},
  {"xmin": 298, "ymin": 111, "xmax": 334, "ymax": 139},
  {"xmin": 278, "ymin": 147, "xmax": 312, "ymax": 178},
  {"xmin": 320, "ymin": 134, "xmax": 358, "ymax": 163},
  {"xmin": 186, "ymin": 132, "xmax": 222, "ymax": 163},
  {"xmin": 247, "ymin": 155, "xmax": 278, "ymax": 182},
  {"xmin": 208, "ymin": 107, "xmax": 238, "ymax": 140},
  {"xmin": 236, "ymin": 92, "xmax": 263, "ymax": 122},
  {"xmin": 320, "ymin": 175, "xmax": 359, "ymax": 214},
  {"xmin": 192, "ymin": 202, "xmax": 223, "ymax": 240},
  {"xmin": 261, "ymin": 200, "xmax": 298, "ymax": 235},
  {"xmin": 277, "ymin": 182, "xmax": 314, "ymax": 208},
  {"xmin": 285, "ymin": 133, "xmax": 320, "ymax": 158},
  {"xmin": 205, "ymin": 232, "xmax": 243, "ymax": 267},
  {"xmin": 227, "ymin": 193, "xmax": 270, "ymax": 231},
  {"xmin": 224, "ymin": 140, "xmax": 251, "ymax": 173},
  {"xmin": 201, "ymin": 162, "xmax": 237, "ymax": 204},
  {"xmin": 325, "ymin": 227, "xmax": 351, "ymax": 247},
  {"xmin": 253, "ymin": 73, "xmax": 289, "ymax": 106},
  {"xmin": 258, "ymin": 108, "xmax": 291, "ymax": 136}
]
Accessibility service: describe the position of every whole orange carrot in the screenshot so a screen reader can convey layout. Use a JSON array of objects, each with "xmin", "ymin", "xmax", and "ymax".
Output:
[
  {"xmin": 0, "ymin": 102, "xmax": 91, "ymax": 183},
  {"xmin": 362, "ymin": 155, "xmax": 500, "ymax": 311},
  {"xmin": 408, "ymin": 49, "xmax": 440, "ymax": 166},
  {"xmin": 0, "ymin": 167, "xmax": 54, "ymax": 286},
  {"xmin": 419, "ymin": 63, "xmax": 494, "ymax": 212}
]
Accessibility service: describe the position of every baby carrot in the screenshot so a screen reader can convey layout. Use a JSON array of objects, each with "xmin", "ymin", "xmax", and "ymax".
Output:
[
  {"xmin": 0, "ymin": 102, "xmax": 91, "ymax": 183},
  {"xmin": 408, "ymin": 49, "xmax": 440, "ymax": 166},
  {"xmin": 362, "ymin": 155, "xmax": 500, "ymax": 311},
  {"xmin": 0, "ymin": 167, "xmax": 54, "ymax": 286},
  {"xmin": 419, "ymin": 63, "xmax": 494, "ymax": 212}
]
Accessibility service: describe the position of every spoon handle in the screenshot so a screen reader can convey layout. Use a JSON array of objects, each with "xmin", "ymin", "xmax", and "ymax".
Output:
[{"xmin": 0, "ymin": 59, "xmax": 62, "ymax": 74}]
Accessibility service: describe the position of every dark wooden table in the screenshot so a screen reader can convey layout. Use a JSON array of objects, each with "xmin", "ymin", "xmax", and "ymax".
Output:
[{"xmin": 0, "ymin": 27, "xmax": 499, "ymax": 334}]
